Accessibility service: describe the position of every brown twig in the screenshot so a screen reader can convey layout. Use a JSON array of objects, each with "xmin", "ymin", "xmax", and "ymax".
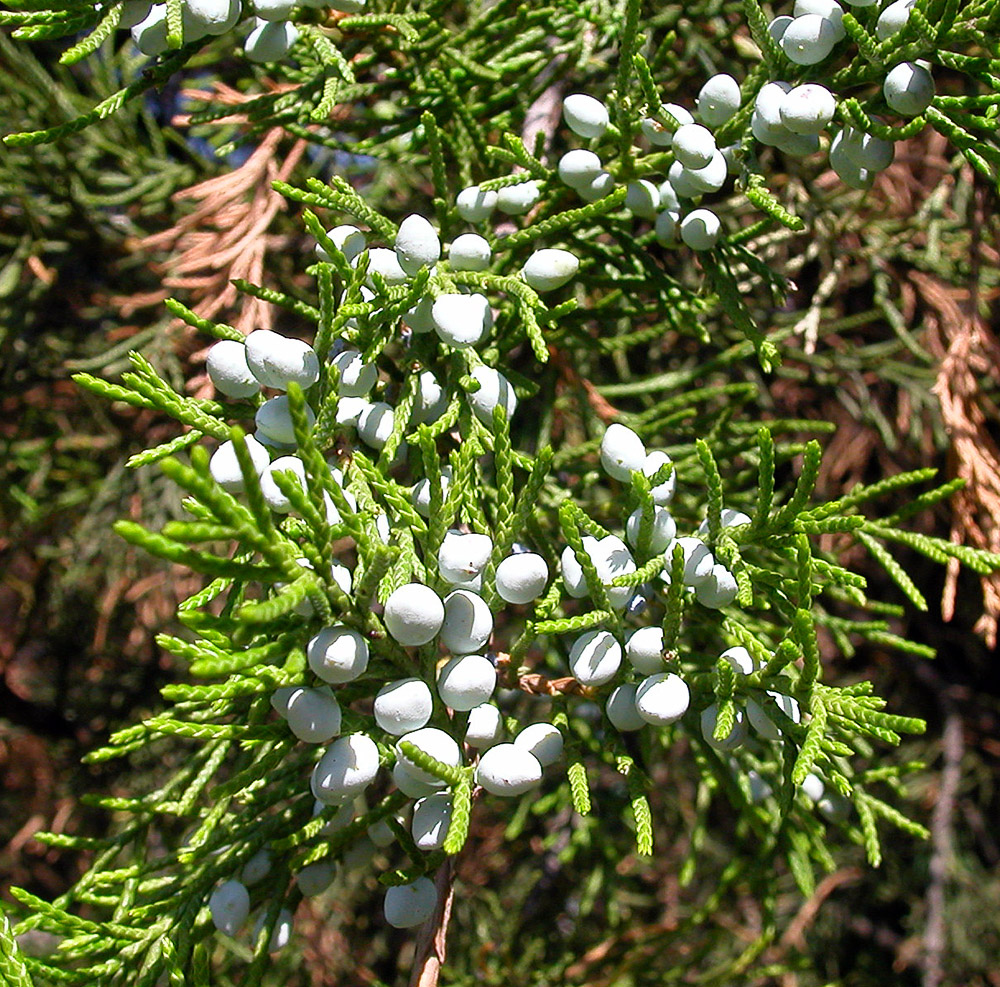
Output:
[{"xmin": 408, "ymin": 859, "xmax": 456, "ymax": 987}]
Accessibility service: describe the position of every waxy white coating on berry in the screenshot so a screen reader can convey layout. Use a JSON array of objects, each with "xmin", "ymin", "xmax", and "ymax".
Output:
[
  {"xmin": 780, "ymin": 14, "xmax": 837, "ymax": 65},
  {"xmin": 626, "ymin": 506, "xmax": 677, "ymax": 554},
  {"xmin": 307, "ymin": 625, "xmax": 369, "ymax": 684},
  {"xmin": 635, "ymin": 672, "xmax": 690, "ymax": 725},
  {"xmin": 411, "ymin": 793, "xmax": 453, "ymax": 851},
  {"xmin": 626, "ymin": 626, "xmax": 665, "ymax": 674},
  {"xmin": 468, "ymin": 365, "xmax": 517, "ymax": 425},
  {"xmin": 296, "ymin": 859, "xmax": 336, "ymax": 896},
  {"xmin": 456, "ymin": 185, "xmax": 497, "ymax": 223},
  {"xmin": 594, "ymin": 535, "xmax": 637, "ymax": 610},
  {"xmin": 569, "ymin": 629, "xmax": 623, "ymax": 687},
  {"xmin": 601, "ymin": 423, "xmax": 646, "ymax": 481},
  {"xmin": 876, "ymin": 0, "xmax": 915, "ymax": 39},
  {"xmin": 475, "ymin": 743, "xmax": 543, "ymax": 796},
  {"xmin": 412, "ymin": 466, "xmax": 452, "ymax": 517},
  {"xmin": 670, "ymin": 536, "xmax": 715, "ymax": 586},
  {"xmin": 514, "ymin": 722, "xmax": 563, "ymax": 766},
  {"xmin": 625, "ymin": 180, "xmax": 661, "ymax": 220},
  {"xmin": 755, "ymin": 81, "xmax": 793, "ymax": 128},
  {"xmin": 207, "ymin": 340, "xmax": 261, "ymax": 398},
  {"xmin": 395, "ymin": 727, "xmax": 462, "ymax": 785},
  {"xmin": 438, "ymin": 531, "xmax": 494, "ymax": 586},
  {"xmin": 721, "ymin": 645, "xmax": 761, "ymax": 676},
  {"xmin": 384, "ymin": 877, "xmax": 438, "ymax": 928},
  {"xmin": 284, "ymin": 687, "xmax": 342, "ymax": 744},
  {"xmin": 680, "ymin": 209, "xmax": 721, "ymax": 251},
  {"xmin": 209, "ymin": 880, "xmax": 250, "ymax": 935},
  {"xmin": 883, "ymin": 61, "xmax": 935, "ymax": 116},
  {"xmin": 694, "ymin": 563, "xmax": 738, "ymax": 608},
  {"xmin": 311, "ymin": 733, "xmax": 381, "ymax": 804},
  {"xmin": 672, "ymin": 124, "xmax": 717, "ymax": 169},
  {"xmin": 448, "ymin": 233, "xmax": 492, "ymax": 272},
  {"xmin": 131, "ymin": 4, "xmax": 169, "ymax": 55},
  {"xmin": 801, "ymin": 772, "xmax": 826, "ymax": 802},
  {"xmin": 120, "ymin": 1, "xmax": 154, "ymax": 31},
  {"xmin": 374, "ymin": 678, "xmax": 434, "ymax": 735},
  {"xmin": 440, "ymin": 589, "xmax": 494, "ymax": 655},
  {"xmin": 606, "ymin": 683, "xmax": 646, "ymax": 732},
  {"xmin": 655, "ymin": 209, "xmax": 681, "ymax": 245},
  {"xmin": 560, "ymin": 537, "xmax": 599, "ymax": 598},
  {"xmin": 780, "ymin": 84, "xmax": 837, "ymax": 135},
  {"xmin": 496, "ymin": 180, "xmax": 540, "ymax": 215},
  {"xmin": 745, "ymin": 696, "xmax": 781, "ymax": 740},
  {"xmin": 431, "ymin": 293, "xmax": 493, "ymax": 348},
  {"xmin": 465, "ymin": 703, "xmax": 505, "ymax": 748},
  {"xmin": 413, "ymin": 370, "xmax": 448, "ymax": 424},
  {"xmin": 393, "ymin": 760, "xmax": 441, "ymax": 798},
  {"xmin": 184, "ymin": 0, "xmax": 242, "ymax": 40},
  {"xmin": 317, "ymin": 224, "xmax": 366, "ymax": 263},
  {"xmin": 259, "ymin": 455, "xmax": 307, "ymax": 513},
  {"xmin": 558, "ymin": 149, "xmax": 604, "ymax": 189},
  {"xmin": 841, "ymin": 126, "xmax": 895, "ymax": 171},
  {"xmin": 331, "ymin": 349, "xmax": 377, "ymax": 397},
  {"xmin": 768, "ymin": 14, "xmax": 793, "ymax": 43},
  {"xmin": 357, "ymin": 401, "xmax": 395, "ymax": 450},
  {"xmin": 383, "ymin": 584, "xmax": 444, "ymax": 646},
  {"xmin": 697, "ymin": 73, "xmax": 742, "ymax": 128},
  {"xmin": 829, "ymin": 130, "xmax": 874, "ymax": 189},
  {"xmin": 641, "ymin": 102, "xmax": 695, "ymax": 147},
  {"xmin": 794, "ymin": 0, "xmax": 845, "ymax": 40},
  {"xmin": 358, "ymin": 246, "xmax": 408, "ymax": 286},
  {"xmin": 255, "ymin": 395, "xmax": 315, "ymax": 446},
  {"xmin": 495, "ymin": 553, "xmax": 549, "ymax": 604},
  {"xmin": 562, "ymin": 93, "xmax": 610, "ymax": 138},
  {"xmin": 210, "ymin": 435, "xmax": 270, "ymax": 492},
  {"xmin": 437, "ymin": 653, "xmax": 496, "ymax": 710},
  {"xmin": 253, "ymin": 0, "xmax": 293, "ymax": 21},
  {"xmin": 578, "ymin": 169, "xmax": 616, "ymax": 202},
  {"xmin": 244, "ymin": 18, "xmax": 299, "ymax": 63},
  {"xmin": 643, "ymin": 450, "xmax": 676, "ymax": 503},
  {"xmin": 680, "ymin": 151, "xmax": 729, "ymax": 194},
  {"xmin": 522, "ymin": 248, "xmax": 580, "ymax": 291},
  {"xmin": 241, "ymin": 848, "xmax": 272, "ymax": 886},
  {"xmin": 697, "ymin": 507, "xmax": 752, "ymax": 535},
  {"xmin": 666, "ymin": 161, "xmax": 704, "ymax": 200},
  {"xmin": 395, "ymin": 214, "xmax": 441, "ymax": 276},
  {"xmin": 700, "ymin": 704, "xmax": 747, "ymax": 750}
]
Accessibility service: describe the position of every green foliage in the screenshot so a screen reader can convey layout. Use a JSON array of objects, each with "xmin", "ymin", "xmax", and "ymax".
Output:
[{"xmin": 5, "ymin": 0, "xmax": 1000, "ymax": 984}]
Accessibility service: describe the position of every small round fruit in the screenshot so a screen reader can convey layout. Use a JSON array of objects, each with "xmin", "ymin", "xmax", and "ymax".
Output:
[
  {"xmin": 431, "ymin": 293, "xmax": 493, "ymax": 348},
  {"xmin": 285, "ymin": 687, "xmax": 342, "ymax": 744},
  {"xmin": 467, "ymin": 365, "xmax": 517, "ymax": 425},
  {"xmin": 625, "ymin": 506, "xmax": 677, "ymax": 553},
  {"xmin": 514, "ymin": 722, "xmax": 563, "ymax": 766},
  {"xmin": 495, "ymin": 553, "xmax": 549, "ymax": 604},
  {"xmin": 465, "ymin": 703, "xmax": 505, "ymax": 749},
  {"xmin": 207, "ymin": 340, "xmax": 261, "ymax": 398},
  {"xmin": 625, "ymin": 180, "xmax": 660, "ymax": 220},
  {"xmin": 209, "ymin": 434, "xmax": 270, "ymax": 492},
  {"xmin": 643, "ymin": 450, "xmax": 676, "ymax": 503},
  {"xmin": 395, "ymin": 727, "xmax": 462, "ymax": 785},
  {"xmin": 671, "ymin": 123, "xmax": 717, "ymax": 169},
  {"xmin": 558, "ymin": 149, "xmax": 604, "ymax": 189},
  {"xmin": 606, "ymin": 683, "xmax": 646, "ymax": 732},
  {"xmin": 680, "ymin": 209, "xmax": 721, "ymax": 251},
  {"xmin": 562, "ymin": 93, "xmax": 610, "ymax": 138},
  {"xmin": 700, "ymin": 703, "xmax": 747, "ymax": 750},
  {"xmin": 394, "ymin": 214, "xmax": 441, "ymax": 276},
  {"xmin": 259, "ymin": 455, "xmax": 307, "ymax": 514},
  {"xmin": 357, "ymin": 401, "xmax": 394, "ymax": 450},
  {"xmin": 883, "ymin": 61, "xmax": 934, "ymax": 116},
  {"xmin": 209, "ymin": 880, "xmax": 250, "ymax": 935},
  {"xmin": 384, "ymin": 878, "xmax": 438, "ymax": 928},
  {"xmin": 475, "ymin": 743, "xmax": 543, "ymax": 796},
  {"xmin": 569, "ymin": 629, "xmax": 622, "ymax": 687},
  {"xmin": 600, "ymin": 423, "xmax": 646, "ymax": 481},
  {"xmin": 522, "ymin": 248, "xmax": 580, "ymax": 291},
  {"xmin": 374, "ymin": 678, "xmax": 434, "ymax": 735},
  {"xmin": 307, "ymin": 625, "xmax": 369, "ymax": 684},
  {"xmin": 411, "ymin": 792, "xmax": 453, "ymax": 851},
  {"xmin": 438, "ymin": 530, "xmax": 494, "ymax": 586},
  {"xmin": 255, "ymin": 395, "xmax": 315, "ymax": 446},
  {"xmin": 244, "ymin": 18, "xmax": 299, "ymax": 63},
  {"xmin": 331, "ymin": 349, "xmax": 377, "ymax": 397},
  {"xmin": 383, "ymin": 584, "xmax": 445, "ymax": 646},
  {"xmin": 440, "ymin": 589, "xmax": 493, "ymax": 655},
  {"xmin": 245, "ymin": 329, "xmax": 319, "ymax": 391},
  {"xmin": 635, "ymin": 672, "xmax": 690, "ymax": 725},
  {"xmin": 496, "ymin": 180, "xmax": 540, "ymax": 215},
  {"xmin": 697, "ymin": 73, "xmax": 741, "ymax": 128},
  {"xmin": 456, "ymin": 185, "xmax": 498, "ymax": 223},
  {"xmin": 780, "ymin": 84, "xmax": 837, "ymax": 135},
  {"xmin": 437, "ymin": 654, "xmax": 497, "ymax": 711},
  {"xmin": 625, "ymin": 626, "xmax": 664, "ymax": 674},
  {"xmin": 311, "ymin": 733, "xmax": 381, "ymax": 804},
  {"xmin": 448, "ymin": 233, "xmax": 492, "ymax": 272},
  {"xmin": 780, "ymin": 14, "xmax": 837, "ymax": 65}
]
